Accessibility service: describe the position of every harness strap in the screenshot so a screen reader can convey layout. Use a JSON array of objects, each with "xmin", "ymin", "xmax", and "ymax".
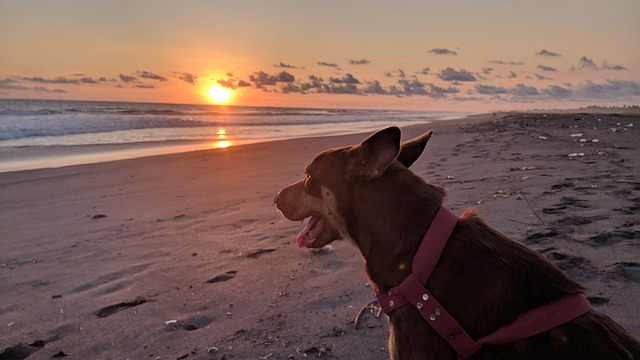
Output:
[
  {"xmin": 375, "ymin": 206, "xmax": 593, "ymax": 359},
  {"xmin": 377, "ymin": 206, "xmax": 458, "ymax": 313},
  {"xmin": 476, "ymin": 292, "xmax": 592, "ymax": 346}
]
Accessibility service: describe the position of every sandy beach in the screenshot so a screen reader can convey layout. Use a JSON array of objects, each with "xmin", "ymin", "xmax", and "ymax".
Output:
[{"xmin": 1, "ymin": 112, "xmax": 638, "ymax": 359}]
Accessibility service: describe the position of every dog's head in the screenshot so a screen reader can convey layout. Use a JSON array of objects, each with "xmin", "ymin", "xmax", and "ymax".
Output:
[{"xmin": 274, "ymin": 127, "xmax": 433, "ymax": 248}]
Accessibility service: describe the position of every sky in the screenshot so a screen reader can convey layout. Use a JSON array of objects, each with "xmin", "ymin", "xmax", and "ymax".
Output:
[{"xmin": 1, "ymin": 0, "xmax": 639, "ymax": 111}]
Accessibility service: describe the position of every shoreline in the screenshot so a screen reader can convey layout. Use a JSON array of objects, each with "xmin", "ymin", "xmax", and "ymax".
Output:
[
  {"xmin": 0, "ymin": 113, "xmax": 477, "ymax": 174},
  {"xmin": 1, "ymin": 111, "xmax": 637, "ymax": 359}
]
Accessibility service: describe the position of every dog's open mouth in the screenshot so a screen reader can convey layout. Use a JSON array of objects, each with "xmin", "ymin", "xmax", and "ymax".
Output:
[{"xmin": 296, "ymin": 215, "xmax": 326, "ymax": 248}]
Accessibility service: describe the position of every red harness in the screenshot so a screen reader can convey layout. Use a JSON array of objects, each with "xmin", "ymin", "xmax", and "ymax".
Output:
[{"xmin": 375, "ymin": 206, "xmax": 593, "ymax": 359}]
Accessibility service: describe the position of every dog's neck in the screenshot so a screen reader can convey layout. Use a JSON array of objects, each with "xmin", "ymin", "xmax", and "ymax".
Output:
[{"xmin": 349, "ymin": 165, "xmax": 446, "ymax": 291}]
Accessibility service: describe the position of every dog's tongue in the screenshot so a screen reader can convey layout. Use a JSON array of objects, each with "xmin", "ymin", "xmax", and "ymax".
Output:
[{"xmin": 296, "ymin": 216, "xmax": 323, "ymax": 248}]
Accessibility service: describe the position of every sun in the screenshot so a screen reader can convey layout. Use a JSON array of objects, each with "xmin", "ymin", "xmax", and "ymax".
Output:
[{"xmin": 207, "ymin": 84, "xmax": 234, "ymax": 104}]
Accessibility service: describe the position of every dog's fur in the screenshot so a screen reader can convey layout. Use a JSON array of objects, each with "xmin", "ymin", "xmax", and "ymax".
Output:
[{"xmin": 274, "ymin": 127, "xmax": 640, "ymax": 359}]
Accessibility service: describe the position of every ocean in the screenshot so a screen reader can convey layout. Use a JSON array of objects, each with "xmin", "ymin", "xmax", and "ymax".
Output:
[{"xmin": 0, "ymin": 99, "xmax": 467, "ymax": 172}]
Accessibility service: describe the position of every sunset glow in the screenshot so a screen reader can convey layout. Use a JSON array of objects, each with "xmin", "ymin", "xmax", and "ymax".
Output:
[
  {"xmin": 207, "ymin": 85, "xmax": 233, "ymax": 104},
  {"xmin": 1, "ymin": 2, "xmax": 638, "ymax": 111}
]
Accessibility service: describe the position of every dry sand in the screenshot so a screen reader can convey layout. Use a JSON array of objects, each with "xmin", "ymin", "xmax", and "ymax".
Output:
[{"xmin": 1, "ymin": 112, "xmax": 638, "ymax": 359}]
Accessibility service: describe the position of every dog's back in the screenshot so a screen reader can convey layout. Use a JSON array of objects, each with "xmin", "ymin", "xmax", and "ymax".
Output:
[{"xmin": 276, "ymin": 127, "xmax": 640, "ymax": 359}]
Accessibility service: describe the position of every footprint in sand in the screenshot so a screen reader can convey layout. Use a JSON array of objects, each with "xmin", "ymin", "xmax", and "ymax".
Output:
[
  {"xmin": 589, "ymin": 230, "xmax": 636, "ymax": 247},
  {"xmin": 166, "ymin": 316, "xmax": 214, "ymax": 331},
  {"xmin": 543, "ymin": 196, "xmax": 590, "ymax": 214},
  {"xmin": 613, "ymin": 204, "xmax": 640, "ymax": 215},
  {"xmin": 0, "ymin": 336, "xmax": 59, "ymax": 359},
  {"xmin": 555, "ymin": 215, "xmax": 609, "ymax": 226},
  {"xmin": 551, "ymin": 181, "xmax": 574, "ymax": 191},
  {"xmin": 205, "ymin": 270, "xmax": 237, "ymax": 284},
  {"xmin": 542, "ymin": 205, "xmax": 567, "ymax": 215},
  {"xmin": 525, "ymin": 230, "xmax": 561, "ymax": 243},
  {"xmin": 560, "ymin": 196, "xmax": 590, "ymax": 208},
  {"xmin": 547, "ymin": 251, "xmax": 589, "ymax": 271},
  {"xmin": 612, "ymin": 262, "xmax": 640, "ymax": 283},
  {"xmin": 95, "ymin": 296, "xmax": 149, "ymax": 318}
]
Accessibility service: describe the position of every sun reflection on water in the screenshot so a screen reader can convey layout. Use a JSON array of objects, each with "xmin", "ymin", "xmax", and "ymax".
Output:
[{"xmin": 213, "ymin": 128, "xmax": 233, "ymax": 148}]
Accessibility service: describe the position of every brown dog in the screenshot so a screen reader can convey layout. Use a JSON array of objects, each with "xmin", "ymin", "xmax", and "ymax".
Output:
[{"xmin": 274, "ymin": 127, "xmax": 640, "ymax": 359}]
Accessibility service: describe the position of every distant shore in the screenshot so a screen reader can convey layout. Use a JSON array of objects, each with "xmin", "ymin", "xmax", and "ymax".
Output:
[{"xmin": 1, "ymin": 111, "xmax": 638, "ymax": 359}]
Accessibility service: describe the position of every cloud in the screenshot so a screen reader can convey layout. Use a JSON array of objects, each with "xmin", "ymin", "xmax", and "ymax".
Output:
[
  {"xmin": 575, "ymin": 56, "xmax": 628, "ymax": 71},
  {"xmin": 317, "ymin": 61, "xmax": 339, "ymax": 68},
  {"xmin": 0, "ymin": 78, "xmax": 30, "ymax": 90},
  {"xmin": 281, "ymin": 83, "xmax": 302, "ymax": 93},
  {"xmin": 467, "ymin": 79, "xmax": 640, "ymax": 102},
  {"xmin": 488, "ymin": 60, "xmax": 525, "ymax": 66},
  {"xmin": 22, "ymin": 76, "xmax": 79, "ymax": 84},
  {"xmin": 384, "ymin": 69, "xmax": 406, "ymax": 78},
  {"xmin": 217, "ymin": 76, "xmax": 251, "ymax": 89},
  {"xmin": 137, "ymin": 71, "xmax": 167, "ymax": 81},
  {"xmin": 577, "ymin": 56, "xmax": 598, "ymax": 70},
  {"xmin": 176, "ymin": 72, "xmax": 198, "ymax": 85},
  {"xmin": 279, "ymin": 75, "xmax": 325, "ymax": 94},
  {"xmin": 360, "ymin": 79, "xmax": 456, "ymax": 98},
  {"xmin": 396, "ymin": 79, "xmax": 429, "ymax": 96},
  {"xmin": 119, "ymin": 74, "xmax": 137, "ymax": 83},
  {"xmin": 507, "ymin": 71, "xmax": 518, "ymax": 79},
  {"xmin": 79, "ymin": 77, "xmax": 99, "ymax": 84},
  {"xmin": 427, "ymin": 83, "xmax": 459, "ymax": 98},
  {"xmin": 330, "ymin": 74, "xmax": 360, "ymax": 84},
  {"xmin": 227, "ymin": 63, "xmax": 639, "ymax": 103},
  {"xmin": 537, "ymin": 65, "xmax": 557, "ymax": 72},
  {"xmin": 135, "ymin": 84, "xmax": 155, "ymax": 89},
  {"xmin": 427, "ymin": 48, "xmax": 458, "ymax": 56},
  {"xmin": 349, "ymin": 59, "xmax": 370, "ymax": 65},
  {"xmin": 33, "ymin": 86, "xmax": 67, "ymax": 93},
  {"xmin": 536, "ymin": 49, "xmax": 561, "ymax": 57},
  {"xmin": 274, "ymin": 62, "xmax": 302, "ymax": 69},
  {"xmin": 363, "ymin": 80, "xmax": 388, "ymax": 95},
  {"xmin": 249, "ymin": 71, "xmax": 295, "ymax": 88},
  {"xmin": 475, "ymin": 84, "xmax": 508, "ymax": 95},
  {"xmin": 277, "ymin": 71, "xmax": 295, "ymax": 82},
  {"xmin": 329, "ymin": 84, "xmax": 361, "ymax": 94},
  {"xmin": 574, "ymin": 79, "xmax": 640, "ymax": 99},
  {"xmin": 21, "ymin": 75, "xmax": 103, "ymax": 85},
  {"xmin": 217, "ymin": 78, "xmax": 236, "ymax": 89},
  {"xmin": 541, "ymin": 85, "xmax": 573, "ymax": 98},
  {"xmin": 249, "ymin": 72, "xmax": 276, "ymax": 87},
  {"xmin": 438, "ymin": 68, "xmax": 476, "ymax": 82},
  {"xmin": 602, "ymin": 61, "xmax": 628, "ymax": 71},
  {"xmin": 511, "ymin": 84, "xmax": 540, "ymax": 96},
  {"xmin": 269, "ymin": 72, "xmax": 460, "ymax": 98},
  {"xmin": 416, "ymin": 67, "xmax": 430, "ymax": 75}
]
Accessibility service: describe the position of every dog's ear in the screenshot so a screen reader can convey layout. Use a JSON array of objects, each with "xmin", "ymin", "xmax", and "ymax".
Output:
[
  {"xmin": 352, "ymin": 126, "xmax": 401, "ymax": 179},
  {"xmin": 397, "ymin": 130, "xmax": 433, "ymax": 168}
]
